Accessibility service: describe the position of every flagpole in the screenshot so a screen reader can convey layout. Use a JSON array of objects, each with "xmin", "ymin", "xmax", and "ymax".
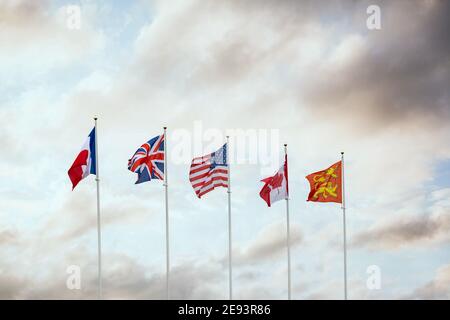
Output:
[
  {"xmin": 284, "ymin": 144, "xmax": 291, "ymax": 300},
  {"xmin": 341, "ymin": 151, "xmax": 348, "ymax": 300},
  {"xmin": 164, "ymin": 127, "xmax": 170, "ymax": 300},
  {"xmin": 226, "ymin": 135, "xmax": 232, "ymax": 300},
  {"xmin": 94, "ymin": 117, "xmax": 102, "ymax": 300}
]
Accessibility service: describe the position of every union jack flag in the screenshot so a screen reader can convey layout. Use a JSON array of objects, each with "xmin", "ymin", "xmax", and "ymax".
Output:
[
  {"xmin": 189, "ymin": 143, "xmax": 229, "ymax": 198},
  {"xmin": 128, "ymin": 134, "xmax": 165, "ymax": 184}
]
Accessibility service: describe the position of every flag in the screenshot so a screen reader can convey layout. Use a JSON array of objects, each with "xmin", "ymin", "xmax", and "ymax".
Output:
[
  {"xmin": 128, "ymin": 134, "xmax": 165, "ymax": 184},
  {"xmin": 259, "ymin": 154, "xmax": 288, "ymax": 207},
  {"xmin": 68, "ymin": 128, "xmax": 96, "ymax": 190},
  {"xmin": 306, "ymin": 160, "xmax": 342, "ymax": 203},
  {"xmin": 189, "ymin": 144, "xmax": 229, "ymax": 198}
]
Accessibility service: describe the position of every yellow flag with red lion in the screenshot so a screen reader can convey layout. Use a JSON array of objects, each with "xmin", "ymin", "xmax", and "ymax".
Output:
[{"xmin": 306, "ymin": 161, "xmax": 342, "ymax": 204}]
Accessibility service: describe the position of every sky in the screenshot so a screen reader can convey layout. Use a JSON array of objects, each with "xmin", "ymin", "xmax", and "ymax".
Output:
[{"xmin": 0, "ymin": 0, "xmax": 449, "ymax": 299}]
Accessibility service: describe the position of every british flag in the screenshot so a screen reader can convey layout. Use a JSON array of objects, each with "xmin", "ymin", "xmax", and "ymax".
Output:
[
  {"xmin": 189, "ymin": 144, "xmax": 229, "ymax": 198},
  {"xmin": 128, "ymin": 134, "xmax": 165, "ymax": 184}
]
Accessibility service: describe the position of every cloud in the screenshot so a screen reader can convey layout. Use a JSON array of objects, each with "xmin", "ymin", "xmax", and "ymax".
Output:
[
  {"xmin": 0, "ymin": 0, "xmax": 103, "ymax": 53},
  {"xmin": 301, "ymin": 0, "xmax": 450, "ymax": 131},
  {"xmin": 0, "ymin": 249, "xmax": 224, "ymax": 299},
  {"xmin": 405, "ymin": 264, "xmax": 450, "ymax": 300},
  {"xmin": 0, "ymin": 0, "xmax": 49, "ymax": 28},
  {"xmin": 234, "ymin": 221, "xmax": 302, "ymax": 265},
  {"xmin": 0, "ymin": 0, "xmax": 106, "ymax": 89},
  {"xmin": 352, "ymin": 189, "xmax": 450, "ymax": 250},
  {"xmin": 39, "ymin": 190, "xmax": 154, "ymax": 244},
  {"xmin": 152, "ymin": 0, "xmax": 450, "ymax": 132},
  {"xmin": 0, "ymin": 240, "xmax": 301, "ymax": 299},
  {"xmin": 352, "ymin": 213, "xmax": 450, "ymax": 250},
  {"xmin": 0, "ymin": 230, "xmax": 19, "ymax": 246},
  {"xmin": 60, "ymin": 0, "xmax": 450, "ymax": 139},
  {"xmin": 0, "ymin": 273, "xmax": 26, "ymax": 299}
]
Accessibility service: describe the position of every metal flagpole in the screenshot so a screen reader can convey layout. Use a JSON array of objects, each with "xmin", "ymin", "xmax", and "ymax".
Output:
[
  {"xmin": 94, "ymin": 117, "xmax": 102, "ymax": 300},
  {"xmin": 284, "ymin": 144, "xmax": 291, "ymax": 300},
  {"xmin": 226, "ymin": 135, "xmax": 232, "ymax": 300},
  {"xmin": 164, "ymin": 127, "xmax": 170, "ymax": 300},
  {"xmin": 341, "ymin": 152, "xmax": 348, "ymax": 300}
]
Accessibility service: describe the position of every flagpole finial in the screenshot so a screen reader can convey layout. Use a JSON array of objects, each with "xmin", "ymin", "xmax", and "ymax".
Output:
[
  {"xmin": 341, "ymin": 151, "xmax": 344, "ymax": 155},
  {"xmin": 164, "ymin": 126, "xmax": 167, "ymax": 130},
  {"xmin": 284, "ymin": 144, "xmax": 287, "ymax": 147},
  {"xmin": 94, "ymin": 117, "xmax": 98, "ymax": 121}
]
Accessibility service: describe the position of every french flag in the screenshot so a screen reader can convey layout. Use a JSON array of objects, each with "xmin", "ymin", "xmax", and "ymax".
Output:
[{"xmin": 68, "ymin": 128, "xmax": 96, "ymax": 190}]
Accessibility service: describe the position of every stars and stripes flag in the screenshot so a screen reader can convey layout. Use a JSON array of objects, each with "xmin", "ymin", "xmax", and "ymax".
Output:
[
  {"xmin": 128, "ymin": 134, "xmax": 165, "ymax": 184},
  {"xmin": 189, "ymin": 143, "xmax": 229, "ymax": 198}
]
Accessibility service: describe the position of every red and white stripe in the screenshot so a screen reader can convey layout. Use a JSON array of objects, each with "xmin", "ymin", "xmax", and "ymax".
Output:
[{"xmin": 189, "ymin": 154, "xmax": 228, "ymax": 198}]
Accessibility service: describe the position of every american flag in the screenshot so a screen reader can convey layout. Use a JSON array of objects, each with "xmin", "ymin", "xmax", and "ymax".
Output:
[
  {"xmin": 128, "ymin": 134, "xmax": 164, "ymax": 184},
  {"xmin": 189, "ymin": 144, "xmax": 229, "ymax": 198}
]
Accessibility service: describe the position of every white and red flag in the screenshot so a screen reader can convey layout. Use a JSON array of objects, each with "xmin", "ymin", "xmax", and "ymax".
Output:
[
  {"xmin": 68, "ymin": 128, "xmax": 96, "ymax": 190},
  {"xmin": 259, "ymin": 154, "xmax": 289, "ymax": 207}
]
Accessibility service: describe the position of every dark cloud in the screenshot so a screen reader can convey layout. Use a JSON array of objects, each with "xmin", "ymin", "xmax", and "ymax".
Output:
[
  {"xmin": 302, "ymin": 0, "xmax": 450, "ymax": 130},
  {"xmin": 352, "ymin": 212, "xmax": 450, "ymax": 250},
  {"xmin": 0, "ymin": 244, "xmax": 301, "ymax": 299},
  {"xmin": 130, "ymin": 0, "xmax": 449, "ymax": 132},
  {"xmin": 0, "ymin": 273, "xmax": 26, "ymax": 299},
  {"xmin": 0, "ymin": 251, "xmax": 224, "ymax": 299},
  {"xmin": 0, "ymin": 0, "xmax": 49, "ymax": 25}
]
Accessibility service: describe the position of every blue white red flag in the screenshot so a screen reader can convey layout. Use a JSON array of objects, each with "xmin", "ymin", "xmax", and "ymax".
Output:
[
  {"xmin": 128, "ymin": 134, "xmax": 165, "ymax": 184},
  {"xmin": 68, "ymin": 128, "xmax": 96, "ymax": 190},
  {"xmin": 189, "ymin": 144, "xmax": 229, "ymax": 198}
]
